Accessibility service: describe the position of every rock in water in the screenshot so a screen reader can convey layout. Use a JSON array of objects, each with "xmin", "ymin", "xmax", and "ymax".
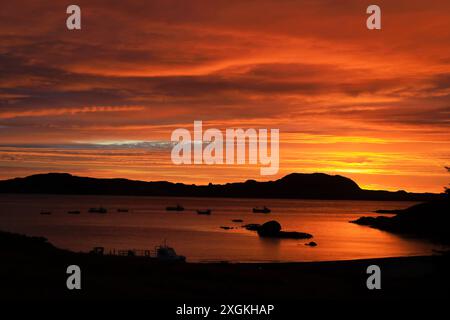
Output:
[
  {"xmin": 257, "ymin": 220, "xmax": 282, "ymax": 237},
  {"xmin": 278, "ymin": 231, "xmax": 312, "ymax": 239},
  {"xmin": 246, "ymin": 220, "xmax": 313, "ymax": 239}
]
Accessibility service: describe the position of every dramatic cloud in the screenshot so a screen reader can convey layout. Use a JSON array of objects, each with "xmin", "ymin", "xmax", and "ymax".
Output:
[{"xmin": 0, "ymin": 0, "xmax": 449, "ymax": 191}]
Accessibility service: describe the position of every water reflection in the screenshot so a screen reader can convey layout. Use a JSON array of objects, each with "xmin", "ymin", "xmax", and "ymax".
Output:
[{"xmin": 0, "ymin": 194, "xmax": 438, "ymax": 262}]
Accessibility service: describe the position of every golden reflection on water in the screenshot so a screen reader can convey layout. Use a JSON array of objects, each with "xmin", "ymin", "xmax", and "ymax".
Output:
[{"xmin": 0, "ymin": 194, "xmax": 439, "ymax": 262}]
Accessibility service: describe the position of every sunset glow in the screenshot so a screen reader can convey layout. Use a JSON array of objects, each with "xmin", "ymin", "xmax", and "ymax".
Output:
[{"xmin": 1, "ymin": 0, "xmax": 449, "ymax": 192}]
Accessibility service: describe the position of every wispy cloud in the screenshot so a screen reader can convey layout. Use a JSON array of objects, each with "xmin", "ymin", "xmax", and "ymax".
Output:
[
  {"xmin": 0, "ymin": 0, "xmax": 449, "ymax": 191},
  {"xmin": 0, "ymin": 106, "xmax": 145, "ymax": 119}
]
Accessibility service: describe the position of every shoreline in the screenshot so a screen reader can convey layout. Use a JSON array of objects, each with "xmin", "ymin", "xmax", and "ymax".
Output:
[
  {"xmin": 1, "ymin": 230, "xmax": 449, "ymax": 300},
  {"xmin": 168, "ymin": 251, "xmax": 438, "ymax": 264}
]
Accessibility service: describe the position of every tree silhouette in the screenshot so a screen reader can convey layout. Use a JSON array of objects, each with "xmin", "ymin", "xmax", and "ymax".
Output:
[{"xmin": 446, "ymin": 166, "xmax": 450, "ymax": 195}]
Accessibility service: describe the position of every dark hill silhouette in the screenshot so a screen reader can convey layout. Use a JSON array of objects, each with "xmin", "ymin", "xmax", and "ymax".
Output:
[
  {"xmin": 351, "ymin": 199, "xmax": 450, "ymax": 243},
  {"xmin": 0, "ymin": 172, "xmax": 442, "ymax": 201}
]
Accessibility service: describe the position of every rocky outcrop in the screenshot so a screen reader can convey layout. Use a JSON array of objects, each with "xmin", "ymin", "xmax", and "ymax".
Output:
[
  {"xmin": 243, "ymin": 220, "xmax": 313, "ymax": 239},
  {"xmin": 257, "ymin": 221, "xmax": 281, "ymax": 236},
  {"xmin": 351, "ymin": 199, "xmax": 450, "ymax": 243}
]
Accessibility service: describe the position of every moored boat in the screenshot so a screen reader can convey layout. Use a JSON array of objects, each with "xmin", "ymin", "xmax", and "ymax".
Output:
[
  {"xmin": 166, "ymin": 204, "xmax": 184, "ymax": 211},
  {"xmin": 196, "ymin": 209, "xmax": 211, "ymax": 215},
  {"xmin": 89, "ymin": 207, "xmax": 107, "ymax": 214},
  {"xmin": 252, "ymin": 206, "xmax": 271, "ymax": 213},
  {"xmin": 155, "ymin": 242, "xmax": 186, "ymax": 262}
]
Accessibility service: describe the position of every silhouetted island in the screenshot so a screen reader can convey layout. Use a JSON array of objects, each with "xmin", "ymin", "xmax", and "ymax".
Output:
[{"xmin": 0, "ymin": 172, "xmax": 443, "ymax": 201}]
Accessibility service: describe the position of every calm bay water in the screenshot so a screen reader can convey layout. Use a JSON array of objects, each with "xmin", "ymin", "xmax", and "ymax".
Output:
[{"xmin": 0, "ymin": 194, "xmax": 439, "ymax": 262}]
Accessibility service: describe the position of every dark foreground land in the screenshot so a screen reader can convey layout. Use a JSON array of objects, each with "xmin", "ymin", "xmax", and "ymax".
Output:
[{"xmin": 1, "ymin": 231, "xmax": 449, "ymax": 301}]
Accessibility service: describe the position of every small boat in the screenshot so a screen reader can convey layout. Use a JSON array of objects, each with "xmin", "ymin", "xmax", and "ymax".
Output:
[
  {"xmin": 196, "ymin": 209, "xmax": 211, "ymax": 215},
  {"xmin": 40, "ymin": 211, "xmax": 51, "ymax": 215},
  {"xmin": 252, "ymin": 206, "xmax": 271, "ymax": 214},
  {"xmin": 232, "ymin": 219, "xmax": 243, "ymax": 223},
  {"xmin": 220, "ymin": 226, "xmax": 233, "ymax": 230},
  {"xmin": 67, "ymin": 210, "xmax": 81, "ymax": 215},
  {"xmin": 155, "ymin": 242, "xmax": 186, "ymax": 262},
  {"xmin": 88, "ymin": 207, "xmax": 107, "ymax": 214},
  {"xmin": 117, "ymin": 208, "xmax": 129, "ymax": 213},
  {"xmin": 166, "ymin": 204, "xmax": 184, "ymax": 211}
]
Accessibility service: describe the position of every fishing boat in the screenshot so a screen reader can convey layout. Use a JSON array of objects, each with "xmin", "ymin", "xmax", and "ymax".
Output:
[
  {"xmin": 40, "ymin": 211, "xmax": 51, "ymax": 215},
  {"xmin": 252, "ymin": 206, "xmax": 271, "ymax": 213},
  {"xmin": 196, "ymin": 209, "xmax": 211, "ymax": 215},
  {"xmin": 117, "ymin": 208, "xmax": 129, "ymax": 213},
  {"xmin": 155, "ymin": 242, "xmax": 186, "ymax": 262},
  {"xmin": 88, "ymin": 207, "xmax": 107, "ymax": 214},
  {"xmin": 67, "ymin": 210, "xmax": 81, "ymax": 215},
  {"xmin": 166, "ymin": 204, "xmax": 184, "ymax": 211}
]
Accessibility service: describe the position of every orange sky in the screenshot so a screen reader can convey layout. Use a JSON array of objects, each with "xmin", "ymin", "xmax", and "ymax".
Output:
[{"xmin": 0, "ymin": 0, "xmax": 449, "ymax": 192}]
